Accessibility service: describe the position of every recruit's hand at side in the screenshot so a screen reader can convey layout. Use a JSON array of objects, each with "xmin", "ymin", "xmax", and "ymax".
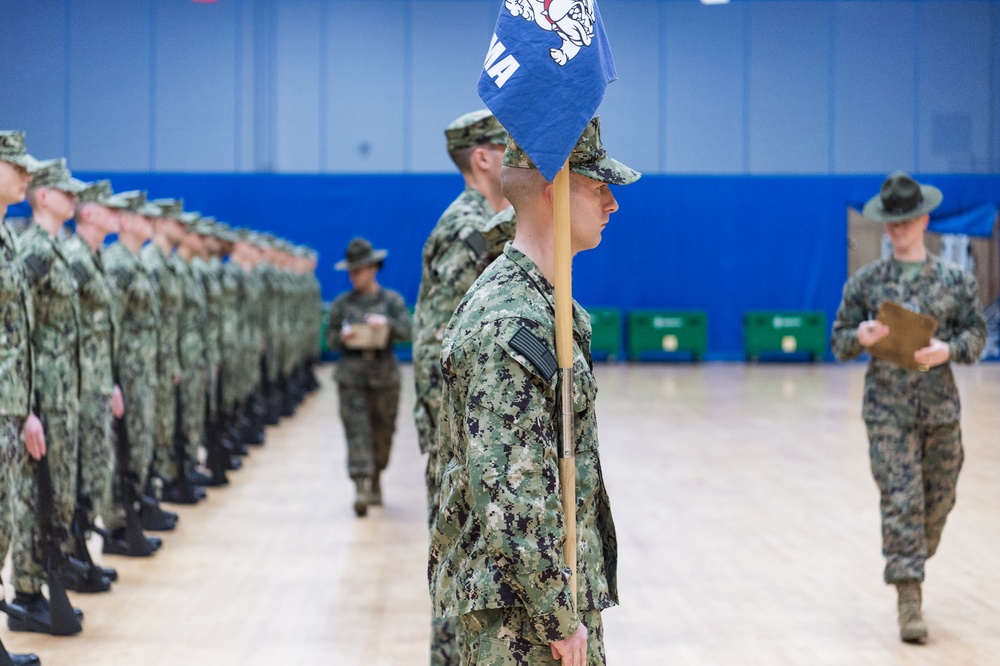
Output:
[
  {"xmin": 111, "ymin": 384, "xmax": 125, "ymax": 419},
  {"xmin": 857, "ymin": 320, "xmax": 890, "ymax": 347},
  {"xmin": 24, "ymin": 412, "xmax": 46, "ymax": 460},
  {"xmin": 550, "ymin": 622, "xmax": 587, "ymax": 665},
  {"xmin": 914, "ymin": 338, "xmax": 949, "ymax": 369}
]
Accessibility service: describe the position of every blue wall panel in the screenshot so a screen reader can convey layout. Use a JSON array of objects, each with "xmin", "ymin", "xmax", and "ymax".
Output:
[
  {"xmin": 597, "ymin": 1, "xmax": 661, "ymax": 176},
  {"xmin": 409, "ymin": 1, "xmax": 498, "ymax": 173},
  {"xmin": 326, "ymin": 1, "xmax": 407, "ymax": 173},
  {"xmin": 274, "ymin": 0, "xmax": 324, "ymax": 172},
  {"xmin": 832, "ymin": 2, "xmax": 916, "ymax": 174},
  {"xmin": 154, "ymin": 1, "xmax": 238, "ymax": 171},
  {"xmin": 67, "ymin": 1, "xmax": 151, "ymax": 171},
  {"xmin": 661, "ymin": 2, "xmax": 746, "ymax": 173},
  {"xmin": 748, "ymin": 2, "xmax": 832, "ymax": 173},
  {"xmin": 917, "ymin": 1, "xmax": 996, "ymax": 173},
  {"xmin": 0, "ymin": 0, "xmax": 67, "ymax": 160}
]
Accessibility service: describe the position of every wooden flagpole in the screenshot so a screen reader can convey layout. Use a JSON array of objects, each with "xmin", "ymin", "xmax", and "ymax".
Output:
[{"xmin": 552, "ymin": 159, "xmax": 577, "ymax": 609}]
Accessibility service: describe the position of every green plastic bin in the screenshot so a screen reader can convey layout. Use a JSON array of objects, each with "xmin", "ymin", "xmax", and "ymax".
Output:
[
  {"xmin": 743, "ymin": 311, "xmax": 827, "ymax": 362},
  {"xmin": 585, "ymin": 307, "xmax": 623, "ymax": 361},
  {"xmin": 626, "ymin": 310, "xmax": 708, "ymax": 361}
]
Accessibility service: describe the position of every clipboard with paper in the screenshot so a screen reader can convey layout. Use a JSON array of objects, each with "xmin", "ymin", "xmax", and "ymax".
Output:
[{"xmin": 867, "ymin": 301, "xmax": 938, "ymax": 371}]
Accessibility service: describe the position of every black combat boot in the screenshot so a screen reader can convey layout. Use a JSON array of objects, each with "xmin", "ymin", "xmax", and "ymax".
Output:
[
  {"xmin": 140, "ymin": 492, "xmax": 179, "ymax": 531},
  {"xmin": 101, "ymin": 528, "xmax": 162, "ymax": 557},
  {"xmin": 5, "ymin": 592, "xmax": 83, "ymax": 636}
]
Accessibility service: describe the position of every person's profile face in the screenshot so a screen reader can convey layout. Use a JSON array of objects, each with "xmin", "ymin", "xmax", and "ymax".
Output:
[
  {"xmin": 0, "ymin": 160, "xmax": 32, "ymax": 206},
  {"xmin": 885, "ymin": 215, "xmax": 928, "ymax": 253},
  {"xmin": 568, "ymin": 171, "xmax": 618, "ymax": 254}
]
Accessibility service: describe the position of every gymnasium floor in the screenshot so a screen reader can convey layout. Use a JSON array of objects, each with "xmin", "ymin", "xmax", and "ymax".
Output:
[{"xmin": 3, "ymin": 362, "xmax": 998, "ymax": 665}]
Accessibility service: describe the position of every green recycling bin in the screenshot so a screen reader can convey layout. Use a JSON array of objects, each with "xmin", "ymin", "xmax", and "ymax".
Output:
[
  {"xmin": 626, "ymin": 310, "xmax": 707, "ymax": 361},
  {"xmin": 585, "ymin": 307, "xmax": 622, "ymax": 361},
  {"xmin": 743, "ymin": 311, "xmax": 827, "ymax": 362}
]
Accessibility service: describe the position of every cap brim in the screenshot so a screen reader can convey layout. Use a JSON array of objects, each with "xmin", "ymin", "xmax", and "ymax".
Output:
[
  {"xmin": 2, "ymin": 153, "xmax": 43, "ymax": 173},
  {"xmin": 52, "ymin": 177, "xmax": 89, "ymax": 195},
  {"xmin": 334, "ymin": 249, "xmax": 388, "ymax": 271},
  {"xmin": 861, "ymin": 185, "xmax": 943, "ymax": 223},
  {"xmin": 571, "ymin": 155, "xmax": 641, "ymax": 186}
]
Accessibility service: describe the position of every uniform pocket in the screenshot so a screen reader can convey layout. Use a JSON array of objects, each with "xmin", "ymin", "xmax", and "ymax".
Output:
[{"xmin": 476, "ymin": 637, "xmax": 558, "ymax": 666}]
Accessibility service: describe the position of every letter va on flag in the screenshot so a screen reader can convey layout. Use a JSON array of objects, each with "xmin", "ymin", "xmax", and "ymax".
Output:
[{"xmin": 484, "ymin": 34, "xmax": 520, "ymax": 89}]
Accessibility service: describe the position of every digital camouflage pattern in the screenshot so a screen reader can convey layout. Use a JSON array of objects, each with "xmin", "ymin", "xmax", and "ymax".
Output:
[
  {"xmin": 194, "ymin": 255, "xmax": 222, "ymax": 417},
  {"xmin": 176, "ymin": 257, "xmax": 209, "ymax": 475},
  {"xmin": 444, "ymin": 109, "xmax": 507, "ymax": 152},
  {"xmin": 102, "ymin": 241, "xmax": 159, "ymax": 529},
  {"xmin": 459, "ymin": 607, "xmax": 605, "ymax": 666},
  {"xmin": 831, "ymin": 255, "xmax": 987, "ymax": 424},
  {"xmin": 0, "ymin": 130, "xmax": 41, "ymax": 171},
  {"xmin": 413, "ymin": 187, "xmax": 497, "ymax": 458},
  {"xmin": 0, "ymin": 416, "xmax": 26, "ymax": 567},
  {"xmin": 0, "ymin": 220, "xmax": 34, "ymax": 417},
  {"xmin": 63, "ymin": 234, "xmax": 119, "ymax": 524},
  {"xmin": 141, "ymin": 242, "xmax": 182, "ymax": 480},
  {"xmin": 429, "ymin": 244, "xmax": 618, "ymax": 644},
  {"xmin": 14, "ymin": 223, "xmax": 82, "ymax": 593},
  {"xmin": 503, "ymin": 117, "xmax": 640, "ymax": 186},
  {"xmin": 326, "ymin": 286, "xmax": 411, "ymax": 481},
  {"xmin": 219, "ymin": 260, "xmax": 243, "ymax": 413},
  {"xmin": 831, "ymin": 254, "xmax": 986, "ymax": 583}
]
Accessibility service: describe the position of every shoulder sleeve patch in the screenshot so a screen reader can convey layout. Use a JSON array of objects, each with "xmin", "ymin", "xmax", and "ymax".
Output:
[
  {"xmin": 71, "ymin": 261, "xmax": 92, "ymax": 288},
  {"xmin": 509, "ymin": 326, "xmax": 558, "ymax": 383},
  {"xmin": 462, "ymin": 229, "xmax": 487, "ymax": 257},
  {"xmin": 22, "ymin": 253, "xmax": 49, "ymax": 282}
]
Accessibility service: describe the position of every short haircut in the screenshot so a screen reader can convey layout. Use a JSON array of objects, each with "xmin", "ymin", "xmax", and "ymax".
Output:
[
  {"xmin": 501, "ymin": 165, "xmax": 548, "ymax": 209},
  {"xmin": 448, "ymin": 146, "xmax": 476, "ymax": 173}
]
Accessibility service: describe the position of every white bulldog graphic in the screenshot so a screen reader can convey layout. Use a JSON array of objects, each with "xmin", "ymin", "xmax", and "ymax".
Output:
[{"xmin": 504, "ymin": 0, "xmax": 596, "ymax": 66}]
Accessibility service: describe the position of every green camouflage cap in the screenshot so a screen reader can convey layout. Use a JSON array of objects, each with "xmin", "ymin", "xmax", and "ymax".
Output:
[
  {"xmin": 503, "ymin": 116, "xmax": 641, "ymax": 186},
  {"xmin": 77, "ymin": 179, "xmax": 115, "ymax": 205},
  {"xmin": 193, "ymin": 216, "xmax": 216, "ymax": 236},
  {"xmin": 30, "ymin": 158, "xmax": 88, "ymax": 194},
  {"xmin": 0, "ymin": 131, "xmax": 43, "ymax": 171},
  {"xmin": 445, "ymin": 109, "xmax": 508, "ymax": 151},
  {"xmin": 233, "ymin": 227, "xmax": 251, "ymax": 242},
  {"xmin": 138, "ymin": 201, "xmax": 163, "ymax": 217},
  {"xmin": 109, "ymin": 190, "xmax": 147, "ymax": 213},
  {"xmin": 212, "ymin": 222, "xmax": 237, "ymax": 243},
  {"xmin": 249, "ymin": 232, "xmax": 270, "ymax": 249},
  {"xmin": 178, "ymin": 211, "xmax": 201, "ymax": 227},
  {"xmin": 152, "ymin": 198, "xmax": 184, "ymax": 218}
]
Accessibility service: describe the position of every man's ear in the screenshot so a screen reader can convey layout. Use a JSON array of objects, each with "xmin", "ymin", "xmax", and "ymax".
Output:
[{"xmin": 542, "ymin": 181, "xmax": 555, "ymax": 207}]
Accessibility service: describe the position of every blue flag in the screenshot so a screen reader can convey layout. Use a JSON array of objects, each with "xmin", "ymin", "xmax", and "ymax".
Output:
[{"xmin": 478, "ymin": 0, "xmax": 617, "ymax": 181}]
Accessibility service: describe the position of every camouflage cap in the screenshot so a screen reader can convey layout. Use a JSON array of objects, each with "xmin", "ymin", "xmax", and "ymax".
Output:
[
  {"xmin": 445, "ymin": 109, "xmax": 508, "ymax": 151},
  {"xmin": 77, "ymin": 179, "xmax": 115, "ymax": 205},
  {"xmin": 138, "ymin": 201, "xmax": 163, "ymax": 218},
  {"xmin": 503, "ymin": 116, "xmax": 641, "ymax": 186},
  {"xmin": 152, "ymin": 198, "xmax": 184, "ymax": 218},
  {"xmin": 30, "ymin": 158, "xmax": 88, "ymax": 194},
  {"xmin": 178, "ymin": 211, "xmax": 201, "ymax": 227},
  {"xmin": 193, "ymin": 216, "xmax": 216, "ymax": 236},
  {"xmin": 0, "ymin": 130, "xmax": 42, "ymax": 171},
  {"xmin": 109, "ymin": 190, "xmax": 147, "ymax": 213},
  {"xmin": 212, "ymin": 222, "xmax": 237, "ymax": 243}
]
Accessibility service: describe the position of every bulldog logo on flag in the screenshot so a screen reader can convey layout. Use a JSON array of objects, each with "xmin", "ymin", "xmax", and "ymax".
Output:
[
  {"xmin": 504, "ymin": 0, "xmax": 596, "ymax": 66},
  {"xmin": 478, "ymin": 0, "xmax": 617, "ymax": 181}
]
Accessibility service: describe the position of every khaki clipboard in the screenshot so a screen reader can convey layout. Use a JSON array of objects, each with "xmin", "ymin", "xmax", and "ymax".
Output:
[{"xmin": 867, "ymin": 301, "xmax": 938, "ymax": 372}]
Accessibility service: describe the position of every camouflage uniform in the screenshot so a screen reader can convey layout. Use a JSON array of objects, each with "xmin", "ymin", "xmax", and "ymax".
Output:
[
  {"xmin": 0, "ymin": 216, "xmax": 34, "ymax": 571},
  {"xmin": 102, "ymin": 241, "xmax": 159, "ymax": 530},
  {"xmin": 219, "ymin": 260, "xmax": 243, "ymax": 417},
  {"xmin": 63, "ymin": 232, "xmax": 118, "ymax": 526},
  {"xmin": 140, "ymin": 242, "xmax": 182, "ymax": 481},
  {"xmin": 176, "ymin": 256, "xmax": 209, "ymax": 475},
  {"xmin": 326, "ymin": 287, "xmax": 411, "ymax": 482},
  {"xmin": 14, "ymin": 222, "xmax": 82, "ymax": 594},
  {"xmin": 832, "ymin": 254, "xmax": 987, "ymax": 583},
  {"xmin": 429, "ymin": 245, "xmax": 618, "ymax": 662}
]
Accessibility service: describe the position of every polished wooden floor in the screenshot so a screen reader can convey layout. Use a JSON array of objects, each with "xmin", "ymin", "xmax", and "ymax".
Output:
[{"xmin": 2, "ymin": 362, "xmax": 998, "ymax": 665}]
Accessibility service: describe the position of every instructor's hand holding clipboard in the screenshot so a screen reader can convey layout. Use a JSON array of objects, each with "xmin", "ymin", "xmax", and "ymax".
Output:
[{"xmin": 858, "ymin": 301, "xmax": 948, "ymax": 372}]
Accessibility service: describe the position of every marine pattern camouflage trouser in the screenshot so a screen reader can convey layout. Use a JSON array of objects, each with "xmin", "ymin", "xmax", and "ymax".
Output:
[
  {"xmin": 79, "ymin": 395, "xmax": 115, "ymax": 525},
  {"xmin": 867, "ymin": 420, "xmax": 963, "ymax": 583},
  {"xmin": 181, "ymin": 367, "xmax": 208, "ymax": 470},
  {"xmin": 0, "ymin": 416, "xmax": 26, "ymax": 571},
  {"xmin": 337, "ymin": 382, "xmax": 399, "ymax": 481},
  {"xmin": 431, "ymin": 615, "xmax": 461, "ymax": 666},
  {"xmin": 13, "ymin": 410, "xmax": 78, "ymax": 594},
  {"xmin": 458, "ymin": 607, "xmax": 606, "ymax": 666}
]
